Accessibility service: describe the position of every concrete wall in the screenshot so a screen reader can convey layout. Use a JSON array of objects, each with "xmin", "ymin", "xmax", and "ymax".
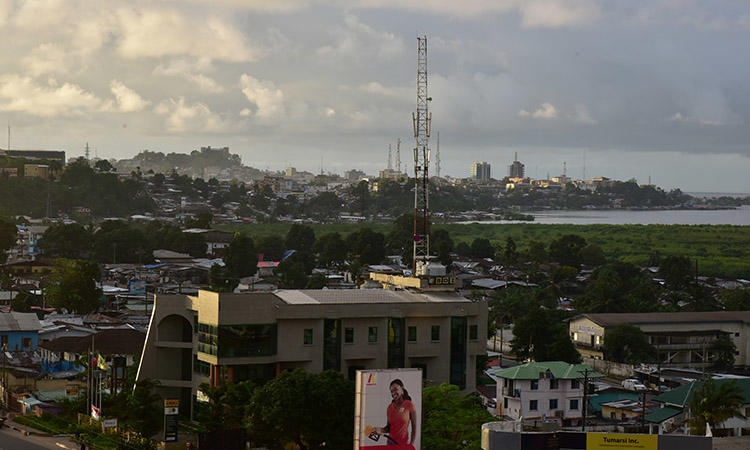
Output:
[{"xmin": 584, "ymin": 356, "xmax": 634, "ymax": 378}]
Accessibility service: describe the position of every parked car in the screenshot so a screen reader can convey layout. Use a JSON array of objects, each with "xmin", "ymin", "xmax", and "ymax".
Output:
[{"xmin": 622, "ymin": 378, "xmax": 648, "ymax": 391}]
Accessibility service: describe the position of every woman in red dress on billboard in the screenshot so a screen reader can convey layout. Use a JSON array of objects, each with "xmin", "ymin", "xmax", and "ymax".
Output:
[{"xmin": 375, "ymin": 379, "xmax": 417, "ymax": 447}]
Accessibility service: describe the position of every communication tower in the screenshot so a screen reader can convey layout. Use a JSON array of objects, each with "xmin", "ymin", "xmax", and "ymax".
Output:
[
  {"xmin": 435, "ymin": 131, "xmax": 440, "ymax": 178},
  {"xmin": 85, "ymin": 142, "xmax": 90, "ymax": 161},
  {"xmin": 387, "ymin": 144, "xmax": 392, "ymax": 170},
  {"xmin": 396, "ymin": 138, "xmax": 401, "ymax": 173},
  {"xmin": 412, "ymin": 35, "xmax": 432, "ymax": 273}
]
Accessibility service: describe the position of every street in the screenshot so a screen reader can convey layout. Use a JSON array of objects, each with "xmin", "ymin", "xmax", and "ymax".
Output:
[{"xmin": 0, "ymin": 426, "xmax": 75, "ymax": 450}]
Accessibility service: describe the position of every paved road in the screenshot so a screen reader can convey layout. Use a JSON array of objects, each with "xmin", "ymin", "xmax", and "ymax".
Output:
[{"xmin": 0, "ymin": 426, "xmax": 75, "ymax": 450}]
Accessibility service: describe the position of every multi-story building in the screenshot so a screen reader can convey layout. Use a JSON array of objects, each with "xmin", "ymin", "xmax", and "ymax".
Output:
[
  {"xmin": 23, "ymin": 164, "xmax": 50, "ymax": 179},
  {"xmin": 137, "ymin": 288, "xmax": 486, "ymax": 418},
  {"xmin": 508, "ymin": 153, "xmax": 525, "ymax": 178},
  {"xmin": 471, "ymin": 161, "xmax": 491, "ymax": 181},
  {"xmin": 568, "ymin": 312, "xmax": 750, "ymax": 369},
  {"xmin": 488, "ymin": 361, "xmax": 603, "ymax": 426}
]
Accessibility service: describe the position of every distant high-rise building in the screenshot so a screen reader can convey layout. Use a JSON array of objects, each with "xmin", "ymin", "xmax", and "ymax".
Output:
[
  {"xmin": 471, "ymin": 161, "xmax": 491, "ymax": 181},
  {"xmin": 508, "ymin": 152, "xmax": 525, "ymax": 178}
]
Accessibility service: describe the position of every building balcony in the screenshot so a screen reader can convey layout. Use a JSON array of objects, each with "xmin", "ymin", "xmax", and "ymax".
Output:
[
  {"xmin": 502, "ymin": 387, "xmax": 521, "ymax": 398},
  {"xmin": 156, "ymin": 340, "xmax": 193, "ymax": 349}
]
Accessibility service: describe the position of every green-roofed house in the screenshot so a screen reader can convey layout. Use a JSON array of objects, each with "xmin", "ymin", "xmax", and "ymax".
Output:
[
  {"xmin": 487, "ymin": 361, "xmax": 604, "ymax": 426},
  {"xmin": 645, "ymin": 378, "xmax": 750, "ymax": 436}
]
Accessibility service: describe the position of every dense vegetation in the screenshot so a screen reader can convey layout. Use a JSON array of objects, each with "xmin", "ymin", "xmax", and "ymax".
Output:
[
  {"xmin": 0, "ymin": 157, "xmax": 154, "ymax": 217},
  {"xmin": 221, "ymin": 222, "xmax": 750, "ymax": 279}
]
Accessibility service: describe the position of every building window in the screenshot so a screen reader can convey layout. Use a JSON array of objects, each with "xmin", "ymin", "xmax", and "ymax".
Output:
[
  {"xmin": 573, "ymin": 332, "xmax": 578, "ymax": 341},
  {"xmin": 570, "ymin": 399, "xmax": 579, "ymax": 410},
  {"xmin": 0, "ymin": 335, "xmax": 7, "ymax": 347},
  {"xmin": 368, "ymin": 327, "xmax": 378, "ymax": 343},
  {"xmin": 431, "ymin": 325, "xmax": 440, "ymax": 341},
  {"xmin": 303, "ymin": 329, "xmax": 313, "ymax": 346},
  {"xmin": 571, "ymin": 379, "xmax": 580, "ymax": 389},
  {"xmin": 550, "ymin": 379, "xmax": 559, "ymax": 389},
  {"xmin": 549, "ymin": 399, "xmax": 558, "ymax": 410},
  {"xmin": 529, "ymin": 400, "xmax": 538, "ymax": 411},
  {"xmin": 408, "ymin": 326, "xmax": 417, "ymax": 342},
  {"xmin": 504, "ymin": 398, "xmax": 508, "ymax": 408},
  {"xmin": 530, "ymin": 380, "xmax": 539, "ymax": 390},
  {"xmin": 469, "ymin": 325, "xmax": 478, "ymax": 340},
  {"xmin": 595, "ymin": 335, "xmax": 602, "ymax": 345},
  {"xmin": 22, "ymin": 338, "xmax": 31, "ymax": 349},
  {"xmin": 345, "ymin": 327, "xmax": 354, "ymax": 344}
]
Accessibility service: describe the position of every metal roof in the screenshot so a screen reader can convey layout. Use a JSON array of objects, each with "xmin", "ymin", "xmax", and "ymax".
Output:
[
  {"xmin": 0, "ymin": 312, "xmax": 41, "ymax": 332},
  {"xmin": 274, "ymin": 289, "xmax": 470, "ymax": 305},
  {"xmin": 488, "ymin": 361, "xmax": 604, "ymax": 380},
  {"xmin": 573, "ymin": 311, "xmax": 750, "ymax": 327}
]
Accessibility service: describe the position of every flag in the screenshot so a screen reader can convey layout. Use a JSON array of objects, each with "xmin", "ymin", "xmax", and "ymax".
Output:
[{"xmin": 97, "ymin": 353, "xmax": 108, "ymax": 370}]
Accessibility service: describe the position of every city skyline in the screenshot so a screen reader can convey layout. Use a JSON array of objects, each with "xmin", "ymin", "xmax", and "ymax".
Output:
[{"xmin": 1, "ymin": 1, "xmax": 749, "ymax": 191}]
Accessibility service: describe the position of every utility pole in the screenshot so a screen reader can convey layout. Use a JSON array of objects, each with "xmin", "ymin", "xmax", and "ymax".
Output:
[
  {"xmin": 580, "ymin": 368, "xmax": 591, "ymax": 432},
  {"xmin": 640, "ymin": 390, "xmax": 647, "ymax": 430},
  {"xmin": 411, "ymin": 35, "xmax": 432, "ymax": 273}
]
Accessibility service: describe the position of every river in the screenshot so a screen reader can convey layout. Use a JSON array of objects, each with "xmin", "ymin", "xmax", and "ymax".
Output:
[{"xmin": 459, "ymin": 205, "xmax": 750, "ymax": 226}]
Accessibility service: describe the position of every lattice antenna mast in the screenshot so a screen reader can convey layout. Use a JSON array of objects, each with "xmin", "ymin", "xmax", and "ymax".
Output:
[
  {"xmin": 387, "ymin": 144, "xmax": 392, "ymax": 170},
  {"xmin": 435, "ymin": 131, "xmax": 440, "ymax": 178},
  {"xmin": 412, "ymin": 35, "xmax": 431, "ymax": 272},
  {"xmin": 395, "ymin": 138, "xmax": 401, "ymax": 173},
  {"xmin": 85, "ymin": 142, "xmax": 90, "ymax": 161}
]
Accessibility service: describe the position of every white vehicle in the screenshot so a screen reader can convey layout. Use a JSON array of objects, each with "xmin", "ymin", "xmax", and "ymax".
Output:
[{"xmin": 621, "ymin": 378, "xmax": 648, "ymax": 391}]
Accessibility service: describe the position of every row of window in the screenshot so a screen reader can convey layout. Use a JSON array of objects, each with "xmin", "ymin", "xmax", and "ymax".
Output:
[
  {"xmin": 529, "ymin": 379, "xmax": 579, "ymax": 390},
  {"xmin": 303, "ymin": 324, "xmax": 479, "ymax": 345},
  {"xmin": 518, "ymin": 398, "xmax": 579, "ymax": 411}
]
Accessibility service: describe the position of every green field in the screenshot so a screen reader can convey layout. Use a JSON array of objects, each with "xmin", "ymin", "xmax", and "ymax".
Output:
[{"xmin": 218, "ymin": 222, "xmax": 750, "ymax": 279}]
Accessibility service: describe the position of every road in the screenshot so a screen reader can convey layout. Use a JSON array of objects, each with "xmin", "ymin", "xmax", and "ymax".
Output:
[{"xmin": 0, "ymin": 426, "xmax": 75, "ymax": 450}]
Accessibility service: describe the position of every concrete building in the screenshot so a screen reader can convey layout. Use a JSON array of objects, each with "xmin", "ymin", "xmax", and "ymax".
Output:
[
  {"xmin": 0, "ymin": 312, "xmax": 41, "ymax": 351},
  {"xmin": 508, "ymin": 153, "xmax": 525, "ymax": 178},
  {"xmin": 471, "ymin": 161, "xmax": 491, "ymax": 181},
  {"xmin": 0, "ymin": 149, "xmax": 65, "ymax": 164},
  {"xmin": 488, "ymin": 361, "xmax": 603, "ymax": 426},
  {"xmin": 23, "ymin": 164, "xmax": 50, "ymax": 179},
  {"xmin": 568, "ymin": 312, "xmax": 750, "ymax": 369},
  {"xmin": 137, "ymin": 288, "xmax": 486, "ymax": 418}
]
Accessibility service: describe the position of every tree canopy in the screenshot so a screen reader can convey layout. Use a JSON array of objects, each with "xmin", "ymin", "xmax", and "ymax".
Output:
[
  {"xmin": 602, "ymin": 324, "xmax": 656, "ymax": 364},
  {"xmin": 422, "ymin": 383, "xmax": 495, "ymax": 450},
  {"xmin": 45, "ymin": 259, "xmax": 101, "ymax": 313},
  {"xmin": 688, "ymin": 379, "xmax": 746, "ymax": 435}
]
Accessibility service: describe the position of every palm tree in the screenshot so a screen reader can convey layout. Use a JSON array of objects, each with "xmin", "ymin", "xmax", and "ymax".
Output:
[{"xmin": 688, "ymin": 378, "xmax": 746, "ymax": 434}]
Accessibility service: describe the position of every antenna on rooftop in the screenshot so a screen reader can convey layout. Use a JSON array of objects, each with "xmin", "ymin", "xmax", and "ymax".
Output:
[
  {"xmin": 435, "ymin": 131, "xmax": 440, "ymax": 178},
  {"xmin": 396, "ymin": 138, "xmax": 401, "ymax": 173},
  {"xmin": 85, "ymin": 142, "xmax": 90, "ymax": 161},
  {"xmin": 583, "ymin": 149, "xmax": 586, "ymax": 180}
]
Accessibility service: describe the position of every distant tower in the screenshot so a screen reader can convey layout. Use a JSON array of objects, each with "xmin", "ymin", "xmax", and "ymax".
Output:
[
  {"xmin": 387, "ymin": 144, "xmax": 392, "ymax": 170},
  {"xmin": 396, "ymin": 138, "xmax": 401, "ymax": 173},
  {"xmin": 6, "ymin": 123, "xmax": 9, "ymax": 151},
  {"xmin": 508, "ymin": 152, "xmax": 525, "ymax": 178},
  {"xmin": 563, "ymin": 161, "xmax": 567, "ymax": 178},
  {"xmin": 582, "ymin": 149, "xmax": 586, "ymax": 180},
  {"xmin": 471, "ymin": 161, "xmax": 490, "ymax": 181},
  {"xmin": 435, "ymin": 131, "xmax": 441, "ymax": 178},
  {"xmin": 85, "ymin": 142, "xmax": 90, "ymax": 161},
  {"xmin": 412, "ymin": 35, "xmax": 432, "ymax": 272}
]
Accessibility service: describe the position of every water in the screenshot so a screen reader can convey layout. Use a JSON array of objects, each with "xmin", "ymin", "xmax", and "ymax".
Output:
[{"xmin": 459, "ymin": 205, "xmax": 750, "ymax": 226}]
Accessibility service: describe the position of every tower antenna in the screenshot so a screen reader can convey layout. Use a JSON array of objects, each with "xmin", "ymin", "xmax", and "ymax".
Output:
[
  {"xmin": 583, "ymin": 149, "xmax": 586, "ymax": 180},
  {"xmin": 435, "ymin": 131, "xmax": 441, "ymax": 178},
  {"xmin": 412, "ymin": 35, "xmax": 431, "ymax": 273},
  {"xmin": 395, "ymin": 138, "xmax": 401, "ymax": 173},
  {"xmin": 563, "ymin": 161, "xmax": 567, "ymax": 178},
  {"xmin": 85, "ymin": 142, "xmax": 90, "ymax": 161},
  {"xmin": 6, "ymin": 122, "xmax": 9, "ymax": 151},
  {"xmin": 387, "ymin": 144, "xmax": 392, "ymax": 170}
]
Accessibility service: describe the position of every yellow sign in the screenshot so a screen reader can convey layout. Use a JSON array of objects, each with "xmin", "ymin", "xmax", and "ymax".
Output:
[
  {"xmin": 164, "ymin": 399, "xmax": 180, "ymax": 407},
  {"xmin": 587, "ymin": 433, "xmax": 657, "ymax": 450}
]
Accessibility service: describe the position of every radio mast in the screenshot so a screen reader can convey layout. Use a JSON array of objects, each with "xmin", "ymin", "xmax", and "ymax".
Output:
[
  {"xmin": 395, "ymin": 138, "xmax": 401, "ymax": 173},
  {"xmin": 387, "ymin": 144, "xmax": 392, "ymax": 170},
  {"xmin": 412, "ymin": 35, "xmax": 431, "ymax": 272},
  {"xmin": 435, "ymin": 131, "xmax": 440, "ymax": 179}
]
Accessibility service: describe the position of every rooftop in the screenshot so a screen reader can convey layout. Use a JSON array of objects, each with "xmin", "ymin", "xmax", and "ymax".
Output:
[
  {"xmin": 0, "ymin": 312, "xmax": 41, "ymax": 332},
  {"xmin": 40, "ymin": 329, "xmax": 145, "ymax": 355},
  {"xmin": 488, "ymin": 361, "xmax": 604, "ymax": 380},
  {"xmin": 573, "ymin": 311, "xmax": 750, "ymax": 327},
  {"xmin": 274, "ymin": 289, "xmax": 471, "ymax": 305}
]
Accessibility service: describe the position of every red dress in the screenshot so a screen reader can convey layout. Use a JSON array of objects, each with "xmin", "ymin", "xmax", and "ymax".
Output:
[{"xmin": 386, "ymin": 399, "xmax": 415, "ymax": 446}]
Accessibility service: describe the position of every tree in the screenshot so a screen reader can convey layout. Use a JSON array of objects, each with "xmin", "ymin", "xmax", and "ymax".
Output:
[
  {"xmin": 455, "ymin": 242, "xmax": 472, "ymax": 257},
  {"xmin": 347, "ymin": 228, "xmax": 386, "ymax": 265},
  {"xmin": 470, "ymin": 238, "xmax": 494, "ymax": 259},
  {"xmin": 602, "ymin": 324, "xmax": 656, "ymax": 364},
  {"xmin": 581, "ymin": 244, "xmax": 606, "ymax": 266},
  {"xmin": 659, "ymin": 255, "xmax": 693, "ymax": 291},
  {"xmin": 93, "ymin": 159, "xmax": 115, "ymax": 172},
  {"xmin": 502, "ymin": 237, "xmax": 519, "ymax": 266},
  {"xmin": 285, "ymin": 224, "xmax": 316, "ymax": 253},
  {"xmin": 422, "ymin": 383, "xmax": 495, "ymax": 450},
  {"xmin": 196, "ymin": 381, "xmax": 255, "ymax": 432},
  {"xmin": 511, "ymin": 307, "xmax": 581, "ymax": 364},
  {"xmin": 315, "ymin": 232, "xmax": 348, "ymax": 268},
  {"xmin": 45, "ymin": 259, "xmax": 101, "ymax": 313},
  {"xmin": 278, "ymin": 254, "xmax": 310, "ymax": 289},
  {"xmin": 688, "ymin": 378, "xmax": 745, "ymax": 435},
  {"xmin": 257, "ymin": 235, "xmax": 285, "ymax": 261},
  {"xmin": 431, "ymin": 228, "xmax": 454, "ymax": 266},
  {"xmin": 11, "ymin": 290, "xmax": 38, "ymax": 312},
  {"xmin": 125, "ymin": 379, "xmax": 163, "ymax": 438},
  {"xmin": 0, "ymin": 219, "xmax": 16, "ymax": 264},
  {"xmin": 711, "ymin": 334, "xmax": 737, "ymax": 371},
  {"xmin": 225, "ymin": 233, "xmax": 257, "ymax": 279},
  {"xmin": 350, "ymin": 180, "xmax": 371, "ymax": 215},
  {"xmin": 248, "ymin": 369, "xmax": 354, "ymax": 449},
  {"xmin": 209, "ymin": 264, "xmax": 236, "ymax": 292},
  {"xmin": 525, "ymin": 240, "xmax": 548, "ymax": 264},
  {"xmin": 187, "ymin": 211, "xmax": 213, "ymax": 229},
  {"xmin": 720, "ymin": 288, "xmax": 750, "ymax": 311},
  {"xmin": 39, "ymin": 223, "xmax": 93, "ymax": 259},
  {"xmin": 549, "ymin": 234, "xmax": 587, "ymax": 267}
]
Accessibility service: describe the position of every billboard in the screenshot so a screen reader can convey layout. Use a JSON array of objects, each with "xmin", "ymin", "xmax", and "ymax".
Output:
[
  {"xmin": 586, "ymin": 433, "xmax": 657, "ymax": 450},
  {"xmin": 354, "ymin": 368, "xmax": 422, "ymax": 450}
]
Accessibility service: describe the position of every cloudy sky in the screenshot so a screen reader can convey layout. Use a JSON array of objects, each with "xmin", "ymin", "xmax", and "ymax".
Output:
[{"xmin": 1, "ymin": 0, "xmax": 749, "ymax": 192}]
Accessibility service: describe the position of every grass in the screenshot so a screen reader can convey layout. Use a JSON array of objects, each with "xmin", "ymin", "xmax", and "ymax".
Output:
[
  {"xmin": 219, "ymin": 222, "xmax": 750, "ymax": 279},
  {"xmin": 14, "ymin": 413, "xmax": 74, "ymax": 434}
]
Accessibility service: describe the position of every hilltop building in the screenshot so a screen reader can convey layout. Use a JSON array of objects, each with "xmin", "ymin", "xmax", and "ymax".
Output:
[
  {"xmin": 508, "ymin": 153, "xmax": 525, "ymax": 178},
  {"xmin": 137, "ymin": 288, "xmax": 486, "ymax": 418},
  {"xmin": 471, "ymin": 161, "xmax": 491, "ymax": 181},
  {"xmin": 0, "ymin": 149, "xmax": 65, "ymax": 164}
]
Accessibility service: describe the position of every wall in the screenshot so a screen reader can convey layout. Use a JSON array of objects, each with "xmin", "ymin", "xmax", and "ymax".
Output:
[
  {"xmin": 583, "ymin": 357, "xmax": 634, "ymax": 378},
  {"xmin": 0, "ymin": 331, "xmax": 38, "ymax": 351}
]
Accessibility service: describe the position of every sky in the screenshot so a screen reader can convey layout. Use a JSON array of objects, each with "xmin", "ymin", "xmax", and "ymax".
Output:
[{"xmin": 1, "ymin": 0, "xmax": 749, "ymax": 192}]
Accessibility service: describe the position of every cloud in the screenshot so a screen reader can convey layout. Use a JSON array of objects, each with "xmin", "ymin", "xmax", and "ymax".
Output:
[
  {"xmin": 110, "ymin": 80, "xmax": 150, "ymax": 112},
  {"xmin": 240, "ymin": 74, "xmax": 286, "ymax": 119},
  {"xmin": 358, "ymin": 82, "xmax": 410, "ymax": 99},
  {"xmin": 316, "ymin": 14, "xmax": 405, "ymax": 63},
  {"xmin": 153, "ymin": 59, "xmax": 225, "ymax": 93},
  {"xmin": 22, "ymin": 43, "xmax": 70, "ymax": 76},
  {"xmin": 668, "ymin": 112, "xmax": 722, "ymax": 126},
  {"xmin": 116, "ymin": 8, "xmax": 258, "ymax": 62},
  {"xmin": 569, "ymin": 104, "xmax": 596, "ymax": 124},
  {"xmin": 519, "ymin": 102, "xmax": 558, "ymax": 119},
  {"xmin": 520, "ymin": 0, "xmax": 601, "ymax": 28},
  {"xmin": 154, "ymin": 97, "xmax": 227, "ymax": 132},
  {"xmin": 0, "ymin": 74, "xmax": 107, "ymax": 117}
]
